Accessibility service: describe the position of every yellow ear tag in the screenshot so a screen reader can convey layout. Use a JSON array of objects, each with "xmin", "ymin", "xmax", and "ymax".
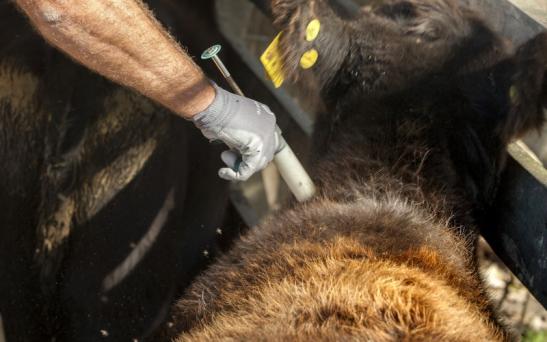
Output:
[
  {"xmin": 306, "ymin": 19, "xmax": 321, "ymax": 41},
  {"xmin": 260, "ymin": 32, "xmax": 285, "ymax": 88},
  {"xmin": 509, "ymin": 85, "xmax": 519, "ymax": 104},
  {"xmin": 300, "ymin": 49, "xmax": 318, "ymax": 69}
]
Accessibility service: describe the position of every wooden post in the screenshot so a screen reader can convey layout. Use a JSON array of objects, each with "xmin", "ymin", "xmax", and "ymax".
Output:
[{"xmin": 506, "ymin": 0, "xmax": 547, "ymax": 27}]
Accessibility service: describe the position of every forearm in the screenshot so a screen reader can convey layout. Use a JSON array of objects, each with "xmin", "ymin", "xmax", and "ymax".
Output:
[{"xmin": 15, "ymin": 0, "xmax": 214, "ymax": 118}]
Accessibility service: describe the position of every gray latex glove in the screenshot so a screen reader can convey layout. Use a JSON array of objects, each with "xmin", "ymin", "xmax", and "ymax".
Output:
[{"xmin": 193, "ymin": 83, "xmax": 282, "ymax": 181}]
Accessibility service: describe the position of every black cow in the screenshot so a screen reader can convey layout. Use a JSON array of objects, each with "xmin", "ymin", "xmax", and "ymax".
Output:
[
  {"xmin": 163, "ymin": 0, "xmax": 547, "ymax": 340},
  {"xmin": 0, "ymin": 1, "xmax": 236, "ymax": 340}
]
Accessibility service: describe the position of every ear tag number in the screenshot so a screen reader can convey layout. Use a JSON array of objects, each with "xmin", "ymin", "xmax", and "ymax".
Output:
[{"xmin": 260, "ymin": 32, "xmax": 285, "ymax": 88}]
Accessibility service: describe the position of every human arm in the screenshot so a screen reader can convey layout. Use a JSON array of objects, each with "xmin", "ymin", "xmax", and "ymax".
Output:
[
  {"xmin": 15, "ymin": 0, "xmax": 214, "ymax": 117},
  {"xmin": 15, "ymin": 0, "xmax": 282, "ymax": 180}
]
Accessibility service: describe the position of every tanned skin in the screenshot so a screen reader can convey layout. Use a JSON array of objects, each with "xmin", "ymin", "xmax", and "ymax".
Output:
[{"xmin": 15, "ymin": 0, "xmax": 215, "ymax": 118}]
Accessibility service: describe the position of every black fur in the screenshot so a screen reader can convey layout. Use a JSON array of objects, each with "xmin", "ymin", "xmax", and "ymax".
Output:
[
  {"xmin": 273, "ymin": 0, "xmax": 546, "ymax": 220},
  {"xmin": 164, "ymin": 1, "xmax": 546, "ymax": 340}
]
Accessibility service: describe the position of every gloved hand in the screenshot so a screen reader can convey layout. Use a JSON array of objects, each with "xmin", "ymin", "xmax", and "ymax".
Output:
[{"xmin": 193, "ymin": 83, "xmax": 283, "ymax": 181}]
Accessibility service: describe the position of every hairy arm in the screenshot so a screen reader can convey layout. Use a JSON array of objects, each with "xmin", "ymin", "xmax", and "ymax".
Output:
[{"xmin": 15, "ymin": 0, "xmax": 215, "ymax": 118}]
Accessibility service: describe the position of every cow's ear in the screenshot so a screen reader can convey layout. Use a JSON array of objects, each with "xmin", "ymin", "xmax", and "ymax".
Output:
[
  {"xmin": 499, "ymin": 32, "xmax": 547, "ymax": 142},
  {"xmin": 271, "ymin": 0, "xmax": 352, "ymax": 88}
]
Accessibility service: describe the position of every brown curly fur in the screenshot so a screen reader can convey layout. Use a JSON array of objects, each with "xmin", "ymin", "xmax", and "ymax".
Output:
[{"xmin": 166, "ymin": 0, "xmax": 547, "ymax": 341}]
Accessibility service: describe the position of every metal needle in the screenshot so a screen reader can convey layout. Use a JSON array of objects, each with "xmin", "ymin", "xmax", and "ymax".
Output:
[{"xmin": 201, "ymin": 44, "xmax": 316, "ymax": 202}]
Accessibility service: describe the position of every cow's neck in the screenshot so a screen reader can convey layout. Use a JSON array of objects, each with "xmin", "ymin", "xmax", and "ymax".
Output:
[{"xmin": 312, "ymin": 104, "xmax": 475, "ymax": 232}]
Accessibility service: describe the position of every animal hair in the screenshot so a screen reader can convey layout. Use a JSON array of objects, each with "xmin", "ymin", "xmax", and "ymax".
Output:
[{"xmin": 164, "ymin": 0, "xmax": 547, "ymax": 340}]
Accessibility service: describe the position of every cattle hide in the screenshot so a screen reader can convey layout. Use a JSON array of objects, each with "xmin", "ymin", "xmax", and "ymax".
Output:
[
  {"xmin": 0, "ymin": 1, "xmax": 234, "ymax": 340},
  {"xmin": 164, "ymin": 0, "xmax": 547, "ymax": 340}
]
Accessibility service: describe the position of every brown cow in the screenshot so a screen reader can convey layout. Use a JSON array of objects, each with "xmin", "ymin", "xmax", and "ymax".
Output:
[{"xmin": 165, "ymin": 0, "xmax": 547, "ymax": 340}]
